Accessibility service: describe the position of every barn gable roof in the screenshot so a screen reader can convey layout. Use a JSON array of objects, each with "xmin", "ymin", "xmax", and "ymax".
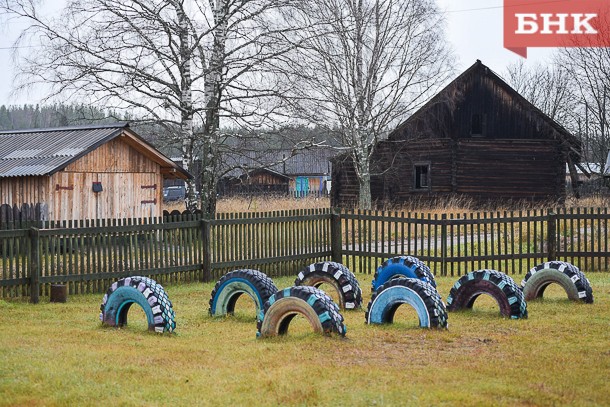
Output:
[
  {"xmin": 387, "ymin": 60, "xmax": 581, "ymax": 156},
  {"xmin": 0, "ymin": 123, "xmax": 191, "ymax": 179}
]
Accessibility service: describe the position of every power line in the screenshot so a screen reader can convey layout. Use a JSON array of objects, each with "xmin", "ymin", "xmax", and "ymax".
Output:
[
  {"xmin": 445, "ymin": 0, "xmax": 571, "ymax": 14},
  {"xmin": 0, "ymin": 45, "xmax": 39, "ymax": 50}
]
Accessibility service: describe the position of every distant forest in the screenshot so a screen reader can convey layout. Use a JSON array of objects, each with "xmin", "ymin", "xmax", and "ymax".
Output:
[
  {"xmin": 0, "ymin": 104, "xmax": 336, "ymax": 157},
  {"xmin": 0, "ymin": 104, "xmax": 131, "ymax": 130}
]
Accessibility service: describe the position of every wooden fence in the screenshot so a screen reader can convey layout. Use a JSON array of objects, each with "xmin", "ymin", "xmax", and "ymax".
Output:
[
  {"xmin": 339, "ymin": 208, "xmax": 610, "ymax": 278},
  {"xmin": 0, "ymin": 203, "xmax": 48, "ymax": 228},
  {"xmin": 1, "ymin": 207, "xmax": 609, "ymax": 301}
]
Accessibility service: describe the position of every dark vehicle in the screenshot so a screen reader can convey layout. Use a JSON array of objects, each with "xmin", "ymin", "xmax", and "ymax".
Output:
[{"xmin": 163, "ymin": 186, "xmax": 185, "ymax": 202}]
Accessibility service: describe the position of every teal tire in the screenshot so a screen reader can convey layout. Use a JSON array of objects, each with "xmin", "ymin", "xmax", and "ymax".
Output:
[
  {"xmin": 100, "ymin": 276, "xmax": 176, "ymax": 333},
  {"xmin": 209, "ymin": 269, "xmax": 278, "ymax": 317}
]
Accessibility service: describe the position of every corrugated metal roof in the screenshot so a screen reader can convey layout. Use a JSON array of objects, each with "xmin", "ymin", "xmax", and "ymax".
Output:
[
  {"xmin": 220, "ymin": 148, "xmax": 335, "ymax": 178},
  {"xmin": 0, "ymin": 123, "xmax": 127, "ymax": 177}
]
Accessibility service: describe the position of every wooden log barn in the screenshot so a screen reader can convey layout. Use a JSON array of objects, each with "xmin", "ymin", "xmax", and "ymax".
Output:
[
  {"xmin": 0, "ymin": 123, "xmax": 190, "ymax": 221},
  {"xmin": 331, "ymin": 60, "xmax": 583, "ymax": 207}
]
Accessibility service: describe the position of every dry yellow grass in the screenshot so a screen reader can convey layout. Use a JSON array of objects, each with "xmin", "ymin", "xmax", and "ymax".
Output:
[
  {"xmin": 164, "ymin": 195, "xmax": 330, "ymax": 214},
  {"xmin": 164, "ymin": 194, "xmax": 610, "ymax": 216},
  {"xmin": 0, "ymin": 273, "xmax": 609, "ymax": 406}
]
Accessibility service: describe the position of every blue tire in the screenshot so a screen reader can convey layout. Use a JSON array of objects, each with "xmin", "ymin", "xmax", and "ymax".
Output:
[
  {"xmin": 209, "ymin": 269, "xmax": 278, "ymax": 317},
  {"xmin": 365, "ymin": 278, "xmax": 448, "ymax": 329},
  {"xmin": 372, "ymin": 256, "xmax": 436, "ymax": 292},
  {"xmin": 100, "ymin": 276, "xmax": 176, "ymax": 333}
]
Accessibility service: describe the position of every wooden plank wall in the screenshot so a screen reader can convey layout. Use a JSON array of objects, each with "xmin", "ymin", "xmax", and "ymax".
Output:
[
  {"xmin": 0, "ymin": 176, "xmax": 48, "ymax": 206},
  {"xmin": 372, "ymin": 139, "xmax": 454, "ymax": 203},
  {"xmin": 456, "ymin": 139, "xmax": 565, "ymax": 200},
  {"xmin": 49, "ymin": 171, "xmax": 162, "ymax": 220},
  {"xmin": 0, "ymin": 137, "xmax": 164, "ymax": 221}
]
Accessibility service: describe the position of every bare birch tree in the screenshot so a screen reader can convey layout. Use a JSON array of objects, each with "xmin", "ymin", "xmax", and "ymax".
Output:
[
  {"xmin": 556, "ymin": 15, "xmax": 610, "ymax": 171},
  {"xmin": 1, "ymin": 0, "xmax": 308, "ymax": 215},
  {"xmin": 282, "ymin": 0, "xmax": 453, "ymax": 209},
  {"xmin": 504, "ymin": 60, "xmax": 578, "ymax": 131}
]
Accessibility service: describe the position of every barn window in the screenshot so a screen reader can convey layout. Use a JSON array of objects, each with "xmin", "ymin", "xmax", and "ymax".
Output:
[
  {"xmin": 471, "ymin": 113, "xmax": 483, "ymax": 135},
  {"xmin": 414, "ymin": 164, "xmax": 430, "ymax": 190}
]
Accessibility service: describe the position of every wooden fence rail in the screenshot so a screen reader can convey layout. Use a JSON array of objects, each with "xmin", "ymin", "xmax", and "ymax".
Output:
[{"xmin": 1, "ymin": 207, "xmax": 609, "ymax": 301}]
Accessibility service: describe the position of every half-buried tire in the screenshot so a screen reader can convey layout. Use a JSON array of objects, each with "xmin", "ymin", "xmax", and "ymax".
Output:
[
  {"xmin": 521, "ymin": 261, "xmax": 593, "ymax": 303},
  {"xmin": 257, "ymin": 286, "xmax": 346, "ymax": 338},
  {"xmin": 209, "ymin": 269, "xmax": 278, "ymax": 317},
  {"xmin": 365, "ymin": 277, "xmax": 448, "ymax": 328},
  {"xmin": 446, "ymin": 269, "xmax": 527, "ymax": 319},
  {"xmin": 100, "ymin": 276, "xmax": 176, "ymax": 333},
  {"xmin": 372, "ymin": 256, "xmax": 436, "ymax": 292},
  {"xmin": 294, "ymin": 261, "xmax": 362, "ymax": 310}
]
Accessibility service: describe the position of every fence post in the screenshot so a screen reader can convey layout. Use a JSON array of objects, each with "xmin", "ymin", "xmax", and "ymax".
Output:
[
  {"xmin": 201, "ymin": 219, "xmax": 212, "ymax": 282},
  {"xmin": 331, "ymin": 208, "xmax": 342, "ymax": 264},
  {"xmin": 547, "ymin": 211, "xmax": 557, "ymax": 262},
  {"xmin": 441, "ymin": 214, "xmax": 447, "ymax": 277},
  {"xmin": 29, "ymin": 227, "xmax": 40, "ymax": 304}
]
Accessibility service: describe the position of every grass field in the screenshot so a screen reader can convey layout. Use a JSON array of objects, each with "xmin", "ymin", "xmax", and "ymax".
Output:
[{"xmin": 1, "ymin": 273, "xmax": 609, "ymax": 406}]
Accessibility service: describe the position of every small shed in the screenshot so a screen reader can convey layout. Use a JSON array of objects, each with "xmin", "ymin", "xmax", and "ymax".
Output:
[
  {"xmin": 331, "ymin": 60, "xmax": 582, "ymax": 207},
  {"xmin": 0, "ymin": 123, "xmax": 190, "ymax": 221}
]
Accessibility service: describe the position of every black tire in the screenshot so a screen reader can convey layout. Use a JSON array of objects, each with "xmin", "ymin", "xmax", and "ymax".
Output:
[
  {"xmin": 372, "ymin": 256, "xmax": 436, "ymax": 292},
  {"xmin": 100, "ymin": 276, "xmax": 176, "ymax": 333},
  {"xmin": 446, "ymin": 269, "xmax": 527, "ymax": 319},
  {"xmin": 365, "ymin": 277, "xmax": 448, "ymax": 329},
  {"xmin": 209, "ymin": 269, "xmax": 278, "ymax": 317},
  {"xmin": 257, "ymin": 286, "xmax": 346, "ymax": 338},
  {"xmin": 521, "ymin": 261, "xmax": 593, "ymax": 303},
  {"xmin": 294, "ymin": 261, "xmax": 362, "ymax": 310}
]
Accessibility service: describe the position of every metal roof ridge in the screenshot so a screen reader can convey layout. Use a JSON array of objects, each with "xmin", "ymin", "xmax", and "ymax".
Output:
[{"xmin": 0, "ymin": 122, "xmax": 129, "ymax": 135}]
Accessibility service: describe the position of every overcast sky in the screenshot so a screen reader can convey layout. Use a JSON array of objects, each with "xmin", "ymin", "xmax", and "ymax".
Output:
[{"xmin": 0, "ymin": 0, "xmax": 554, "ymax": 105}]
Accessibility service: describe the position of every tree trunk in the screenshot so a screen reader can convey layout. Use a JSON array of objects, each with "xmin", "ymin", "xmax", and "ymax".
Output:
[
  {"xmin": 178, "ymin": 4, "xmax": 197, "ymax": 212},
  {"xmin": 355, "ymin": 147, "xmax": 372, "ymax": 209},
  {"xmin": 199, "ymin": 0, "xmax": 228, "ymax": 218},
  {"xmin": 358, "ymin": 170, "xmax": 372, "ymax": 210}
]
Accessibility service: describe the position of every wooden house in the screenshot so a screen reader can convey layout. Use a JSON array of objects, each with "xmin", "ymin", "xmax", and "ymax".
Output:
[
  {"xmin": 331, "ymin": 60, "xmax": 582, "ymax": 207},
  {"xmin": 280, "ymin": 149, "xmax": 333, "ymax": 196},
  {"xmin": 217, "ymin": 148, "xmax": 334, "ymax": 197},
  {"xmin": 0, "ymin": 123, "xmax": 190, "ymax": 221}
]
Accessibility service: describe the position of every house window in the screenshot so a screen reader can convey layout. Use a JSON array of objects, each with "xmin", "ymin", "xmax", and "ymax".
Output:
[
  {"xmin": 471, "ymin": 113, "xmax": 483, "ymax": 135},
  {"xmin": 414, "ymin": 164, "xmax": 430, "ymax": 190}
]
